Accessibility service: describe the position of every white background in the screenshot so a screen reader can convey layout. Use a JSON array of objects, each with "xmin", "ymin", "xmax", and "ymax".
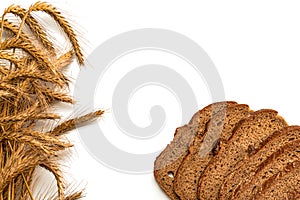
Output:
[{"xmin": 2, "ymin": 0, "xmax": 300, "ymax": 199}]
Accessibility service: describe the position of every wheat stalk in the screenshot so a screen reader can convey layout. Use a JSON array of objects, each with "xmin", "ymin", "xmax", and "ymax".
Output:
[{"xmin": 0, "ymin": 2, "xmax": 103, "ymax": 199}]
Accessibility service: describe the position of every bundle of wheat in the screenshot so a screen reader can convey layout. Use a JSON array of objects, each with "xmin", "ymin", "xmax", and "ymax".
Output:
[{"xmin": 0, "ymin": 2, "xmax": 103, "ymax": 200}]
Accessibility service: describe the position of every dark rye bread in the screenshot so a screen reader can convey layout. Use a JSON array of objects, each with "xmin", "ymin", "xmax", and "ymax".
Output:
[
  {"xmin": 173, "ymin": 104, "xmax": 251, "ymax": 200},
  {"xmin": 233, "ymin": 140, "xmax": 300, "ymax": 199},
  {"xmin": 197, "ymin": 109, "xmax": 288, "ymax": 200},
  {"xmin": 256, "ymin": 161, "xmax": 300, "ymax": 200},
  {"xmin": 154, "ymin": 101, "xmax": 237, "ymax": 199},
  {"xmin": 219, "ymin": 125, "xmax": 300, "ymax": 200}
]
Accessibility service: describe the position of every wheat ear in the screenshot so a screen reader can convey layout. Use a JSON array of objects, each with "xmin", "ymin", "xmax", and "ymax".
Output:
[
  {"xmin": 4, "ymin": 4, "xmax": 56, "ymax": 55},
  {"xmin": 29, "ymin": 2, "xmax": 84, "ymax": 64}
]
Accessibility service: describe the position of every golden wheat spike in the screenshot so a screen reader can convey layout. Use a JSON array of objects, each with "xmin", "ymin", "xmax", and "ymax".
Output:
[
  {"xmin": 49, "ymin": 110, "xmax": 104, "ymax": 136},
  {"xmin": 2, "ymin": 133, "xmax": 50, "ymax": 155},
  {"xmin": 0, "ymin": 19, "xmax": 30, "ymax": 42},
  {"xmin": 40, "ymin": 162, "xmax": 65, "ymax": 200},
  {"xmin": 0, "ymin": 50, "xmax": 26, "ymax": 69},
  {"xmin": 0, "ymin": 65, "xmax": 8, "ymax": 75},
  {"xmin": 33, "ymin": 113, "xmax": 60, "ymax": 120},
  {"xmin": 0, "ymin": 90, "xmax": 12, "ymax": 98},
  {"xmin": 0, "ymin": 38, "xmax": 70, "ymax": 86},
  {"xmin": 40, "ymin": 87, "xmax": 74, "ymax": 104},
  {"xmin": 30, "ymin": 80, "xmax": 73, "ymax": 105},
  {"xmin": 54, "ymin": 50, "xmax": 75, "ymax": 69},
  {"xmin": 0, "ymin": 102, "xmax": 38, "ymax": 124},
  {"xmin": 0, "ymin": 146, "xmax": 47, "ymax": 194},
  {"xmin": 0, "ymin": 2, "xmax": 104, "ymax": 199},
  {"xmin": 2, "ymin": 64, "xmax": 67, "ymax": 87},
  {"xmin": 1, "ymin": 38, "xmax": 53, "ymax": 69},
  {"xmin": 29, "ymin": 1, "xmax": 84, "ymax": 65},
  {"xmin": 64, "ymin": 191, "xmax": 84, "ymax": 200},
  {"xmin": 0, "ymin": 82, "xmax": 27, "ymax": 97},
  {"xmin": 1, "ymin": 130, "xmax": 73, "ymax": 155},
  {"xmin": 3, "ymin": 4, "xmax": 56, "ymax": 55}
]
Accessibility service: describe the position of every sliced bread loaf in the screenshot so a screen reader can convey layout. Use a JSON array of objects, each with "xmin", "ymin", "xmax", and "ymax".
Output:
[
  {"xmin": 219, "ymin": 125, "xmax": 300, "ymax": 200},
  {"xmin": 173, "ymin": 104, "xmax": 251, "ymax": 200},
  {"xmin": 197, "ymin": 109, "xmax": 288, "ymax": 200},
  {"xmin": 233, "ymin": 140, "xmax": 300, "ymax": 199},
  {"xmin": 256, "ymin": 161, "xmax": 300, "ymax": 199},
  {"xmin": 154, "ymin": 101, "xmax": 237, "ymax": 199}
]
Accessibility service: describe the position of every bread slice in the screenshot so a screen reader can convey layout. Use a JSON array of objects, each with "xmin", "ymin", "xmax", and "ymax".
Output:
[
  {"xmin": 219, "ymin": 126, "xmax": 300, "ymax": 200},
  {"xmin": 233, "ymin": 139, "xmax": 300, "ymax": 199},
  {"xmin": 173, "ymin": 104, "xmax": 251, "ymax": 200},
  {"xmin": 154, "ymin": 101, "xmax": 237, "ymax": 199},
  {"xmin": 255, "ymin": 160, "xmax": 300, "ymax": 199},
  {"xmin": 197, "ymin": 109, "xmax": 288, "ymax": 200}
]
